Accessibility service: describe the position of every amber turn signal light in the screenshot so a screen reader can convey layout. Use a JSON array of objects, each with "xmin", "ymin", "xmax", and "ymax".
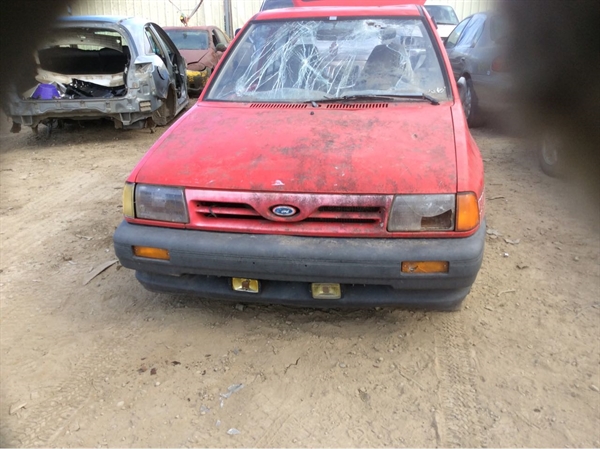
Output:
[
  {"xmin": 401, "ymin": 261, "xmax": 449, "ymax": 274},
  {"xmin": 456, "ymin": 192, "xmax": 480, "ymax": 232},
  {"xmin": 132, "ymin": 246, "xmax": 170, "ymax": 260},
  {"xmin": 122, "ymin": 182, "xmax": 135, "ymax": 218}
]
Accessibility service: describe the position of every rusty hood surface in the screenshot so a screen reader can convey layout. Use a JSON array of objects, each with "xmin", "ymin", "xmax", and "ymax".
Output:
[
  {"xmin": 131, "ymin": 101, "xmax": 458, "ymax": 195},
  {"xmin": 179, "ymin": 49, "xmax": 212, "ymax": 68}
]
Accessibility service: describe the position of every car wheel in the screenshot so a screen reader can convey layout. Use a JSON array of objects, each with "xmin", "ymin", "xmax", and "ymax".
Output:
[
  {"xmin": 538, "ymin": 132, "xmax": 563, "ymax": 177},
  {"xmin": 152, "ymin": 90, "xmax": 175, "ymax": 126},
  {"xmin": 461, "ymin": 78, "xmax": 483, "ymax": 128}
]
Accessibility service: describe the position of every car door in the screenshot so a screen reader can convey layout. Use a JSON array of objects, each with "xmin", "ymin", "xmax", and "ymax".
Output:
[
  {"xmin": 446, "ymin": 14, "xmax": 486, "ymax": 78},
  {"xmin": 444, "ymin": 17, "xmax": 472, "ymax": 79},
  {"xmin": 470, "ymin": 13, "xmax": 511, "ymax": 111},
  {"xmin": 151, "ymin": 24, "xmax": 189, "ymax": 105},
  {"xmin": 213, "ymin": 28, "xmax": 230, "ymax": 61},
  {"xmin": 144, "ymin": 25, "xmax": 171, "ymax": 99}
]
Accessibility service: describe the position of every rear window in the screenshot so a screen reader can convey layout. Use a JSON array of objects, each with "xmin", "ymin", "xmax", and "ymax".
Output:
[
  {"xmin": 165, "ymin": 29, "xmax": 209, "ymax": 50},
  {"xmin": 206, "ymin": 17, "xmax": 449, "ymax": 103},
  {"xmin": 260, "ymin": 0, "xmax": 294, "ymax": 11},
  {"xmin": 41, "ymin": 28, "xmax": 125, "ymax": 52},
  {"xmin": 424, "ymin": 5, "xmax": 459, "ymax": 25}
]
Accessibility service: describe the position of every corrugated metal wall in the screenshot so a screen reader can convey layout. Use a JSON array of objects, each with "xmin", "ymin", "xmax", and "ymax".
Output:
[
  {"xmin": 71, "ymin": 0, "xmax": 262, "ymax": 33},
  {"xmin": 69, "ymin": 0, "xmax": 498, "ymax": 36}
]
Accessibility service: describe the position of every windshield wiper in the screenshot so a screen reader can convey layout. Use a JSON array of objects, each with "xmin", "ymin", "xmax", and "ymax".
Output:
[{"xmin": 310, "ymin": 93, "xmax": 440, "ymax": 105}]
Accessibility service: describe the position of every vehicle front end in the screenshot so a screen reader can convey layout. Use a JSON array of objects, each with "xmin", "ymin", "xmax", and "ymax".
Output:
[
  {"xmin": 164, "ymin": 27, "xmax": 215, "ymax": 94},
  {"xmin": 113, "ymin": 4, "xmax": 485, "ymax": 308}
]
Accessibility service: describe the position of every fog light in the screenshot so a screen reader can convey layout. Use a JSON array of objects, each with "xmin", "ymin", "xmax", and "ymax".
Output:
[
  {"xmin": 311, "ymin": 283, "xmax": 341, "ymax": 299},
  {"xmin": 401, "ymin": 261, "xmax": 449, "ymax": 274},
  {"xmin": 132, "ymin": 246, "xmax": 170, "ymax": 260},
  {"xmin": 232, "ymin": 278, "xmax": 260, "ymax": 294}
]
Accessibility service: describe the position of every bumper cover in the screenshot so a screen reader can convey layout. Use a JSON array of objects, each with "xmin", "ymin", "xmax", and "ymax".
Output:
[
  {"xmin": 5, "ymin": 94, "xmax": 158, "ymax": 127},
  {"xmin": 113, "ymin": 221, "xmax": 485, "ymax": 308}
]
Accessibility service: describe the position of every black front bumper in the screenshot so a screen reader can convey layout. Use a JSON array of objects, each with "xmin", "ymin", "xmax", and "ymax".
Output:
[{"xmin": 113, "ymin": 221, "xmax": 485, "ymax": 308}]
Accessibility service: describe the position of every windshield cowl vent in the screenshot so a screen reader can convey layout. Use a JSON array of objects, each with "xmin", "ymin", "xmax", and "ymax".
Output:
[
  {"xmin": 326, "ymin": 103, "xmax": 389, "ymax": 109},
  {"xmin": 249, "ymin": 103, "xmax": 308, "ymax": 109}
]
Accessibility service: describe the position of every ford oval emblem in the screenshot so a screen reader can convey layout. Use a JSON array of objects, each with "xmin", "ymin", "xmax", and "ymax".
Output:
[{"xmin": 272, "ymin": 205, "xmax": 298, "ymax": 217}]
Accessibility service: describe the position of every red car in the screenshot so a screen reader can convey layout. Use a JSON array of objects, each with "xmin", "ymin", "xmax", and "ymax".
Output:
[
  {"xmin": 114, "ymin": 0, "xmax": 485, "ymax": 309},
  {"xmin": 163, "ymin": 26, "xmax": 230, "ymax": 94}
]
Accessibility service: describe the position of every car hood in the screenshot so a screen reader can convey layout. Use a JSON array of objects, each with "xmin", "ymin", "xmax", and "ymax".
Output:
[
  {"xmin": 180, "ymin": 49, "xmax": 211, "ymax": 68},
  {"xmin": 133, "ymin": 102, "xmax": 458, "ymax": 195}
]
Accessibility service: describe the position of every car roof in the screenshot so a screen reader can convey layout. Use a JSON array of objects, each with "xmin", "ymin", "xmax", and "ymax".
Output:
[
  {"xmin": 292, "ymin": 0, "xmax": 425, "ymax": 5},
  {"xmin": 255, "ymin": 4, "xmax": 424, "ymax": 20}
]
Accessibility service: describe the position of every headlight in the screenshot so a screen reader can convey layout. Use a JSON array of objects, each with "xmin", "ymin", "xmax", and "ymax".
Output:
[
  {"xmin": 133, "ymin": 184, "xmax": 189, "ymax": 223},
  {"xmin": 387, "ymin": 194, "xmax": 455, "ymax": 231}
]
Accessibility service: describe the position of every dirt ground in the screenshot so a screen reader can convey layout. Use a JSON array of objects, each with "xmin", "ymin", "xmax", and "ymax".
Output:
[{"xmin": 0, "ymin": 109, "xmax": 598, "ymax": 448}]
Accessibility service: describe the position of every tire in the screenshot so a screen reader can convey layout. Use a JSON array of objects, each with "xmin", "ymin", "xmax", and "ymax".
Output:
[
  {"xmin": 151, "ymin": 90, "xmax": 174, "ymax": 126},
  {"xmin": 461, "ymin": 78, "xmax": 484, "ymax": 128},
  {"xmin": 538, "ymin": 132, "xmax": 563, "ymax": 177}
]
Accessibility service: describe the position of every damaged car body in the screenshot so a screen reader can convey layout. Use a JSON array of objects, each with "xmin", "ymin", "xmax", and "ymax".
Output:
[
  {"xmin": 164, "ymin": 26, "xmax": 230, "ymax": 94},
  {"xmin": 4, "ymin": 16, "xmax": 189, "ymax": 132}
]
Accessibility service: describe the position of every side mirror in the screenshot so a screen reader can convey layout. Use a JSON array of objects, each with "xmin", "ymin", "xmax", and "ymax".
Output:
[
  {"xmin": 234, "ymin": 28, "xmax": 241, "ymax": 37},
  {"xmin": 216, "ymin": 43, "xmax": 227, "ymax": 52}
]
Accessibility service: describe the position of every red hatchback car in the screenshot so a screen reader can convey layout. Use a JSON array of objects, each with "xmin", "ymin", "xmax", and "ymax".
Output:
[{"xmin": 114, "ymin": 1, "xmax": 485, "ymax": 309}]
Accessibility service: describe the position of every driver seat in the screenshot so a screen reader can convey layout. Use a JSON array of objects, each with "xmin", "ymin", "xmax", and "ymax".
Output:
[{"xmin": 359, "ymin": 44, "xmax": 405, "ymax": 90}]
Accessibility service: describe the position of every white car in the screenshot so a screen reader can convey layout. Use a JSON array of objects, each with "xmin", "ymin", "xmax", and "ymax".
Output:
[{"xmin": 424, "ymin": 4, "xmax": 460, "ymax": 40}]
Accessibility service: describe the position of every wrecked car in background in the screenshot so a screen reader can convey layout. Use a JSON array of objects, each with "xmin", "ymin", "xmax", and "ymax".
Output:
[
  {"xmin": 163, "ymin": 26, "xmax": 230, "ymax": 94},
  {"xmin": 4, "ymin": 16, "xmax": 189, "ymax": 133}
]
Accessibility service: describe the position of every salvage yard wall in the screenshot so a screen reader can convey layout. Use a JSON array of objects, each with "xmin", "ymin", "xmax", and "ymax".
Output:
[{"xmin": 70, "ymin": 0, "xmax": 498, "ymax": 36}]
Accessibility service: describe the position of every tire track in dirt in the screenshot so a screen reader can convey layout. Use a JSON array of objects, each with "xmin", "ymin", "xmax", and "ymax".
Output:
[
  {"xmin": 433, "ymin": 313, "xmax": 486, "ymax": 448},
  {"xmin": 0, "ymin": 170, "xmax": 120, "ymax": 270},
  {"xmin": 2, "ymin": 286, "xmax": 154, "ymax": 447}
]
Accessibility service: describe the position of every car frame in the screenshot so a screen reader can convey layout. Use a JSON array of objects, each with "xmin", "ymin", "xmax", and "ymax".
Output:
[
  {"xmin": 114, "ymin": 1, "xmax": 485, "ymax": 309},
  {"xmin": 4, "ymin": 15, "xmax": 189, "ymax": 132}
]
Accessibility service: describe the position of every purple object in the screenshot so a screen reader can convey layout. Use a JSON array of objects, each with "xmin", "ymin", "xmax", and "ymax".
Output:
[{"xmin": 31, "ymin": 83, "xmax": 60, "ymax": 100}]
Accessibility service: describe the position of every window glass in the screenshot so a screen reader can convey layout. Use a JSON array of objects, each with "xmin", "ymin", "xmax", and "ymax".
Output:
[
  {"xmin": 260, "ymin": 0, "xmax": 294, "ymax": 11},
  {"xmin": 445, "ymin": 17, "xmax": 470, "ymax": 48},
  {"xmin": 206, "ymin": 18, "xmax": 450, "ymax": 102},
  {"xmin": 215, "ymin": 29, "xmax": 229, "ymax": 44},
  {"xmin": 456, "ymin": 14, "xmax": 485, "ymax": 47},
  {"xmin": 145, "ymin": 28, "xmax": 165, "ymax": 59},
  {"xmin": 424, "ymin": 5, "xmax": 459, "ymax": 25},
  {"xmin": 165, "ymin": 30, "xmax": 209, "ymax": 50}
]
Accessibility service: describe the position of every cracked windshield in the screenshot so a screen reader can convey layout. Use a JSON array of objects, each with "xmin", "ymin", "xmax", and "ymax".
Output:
[{"xmin": 207, "ymin": 17, "xmax": 449, "ymax": 102}]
